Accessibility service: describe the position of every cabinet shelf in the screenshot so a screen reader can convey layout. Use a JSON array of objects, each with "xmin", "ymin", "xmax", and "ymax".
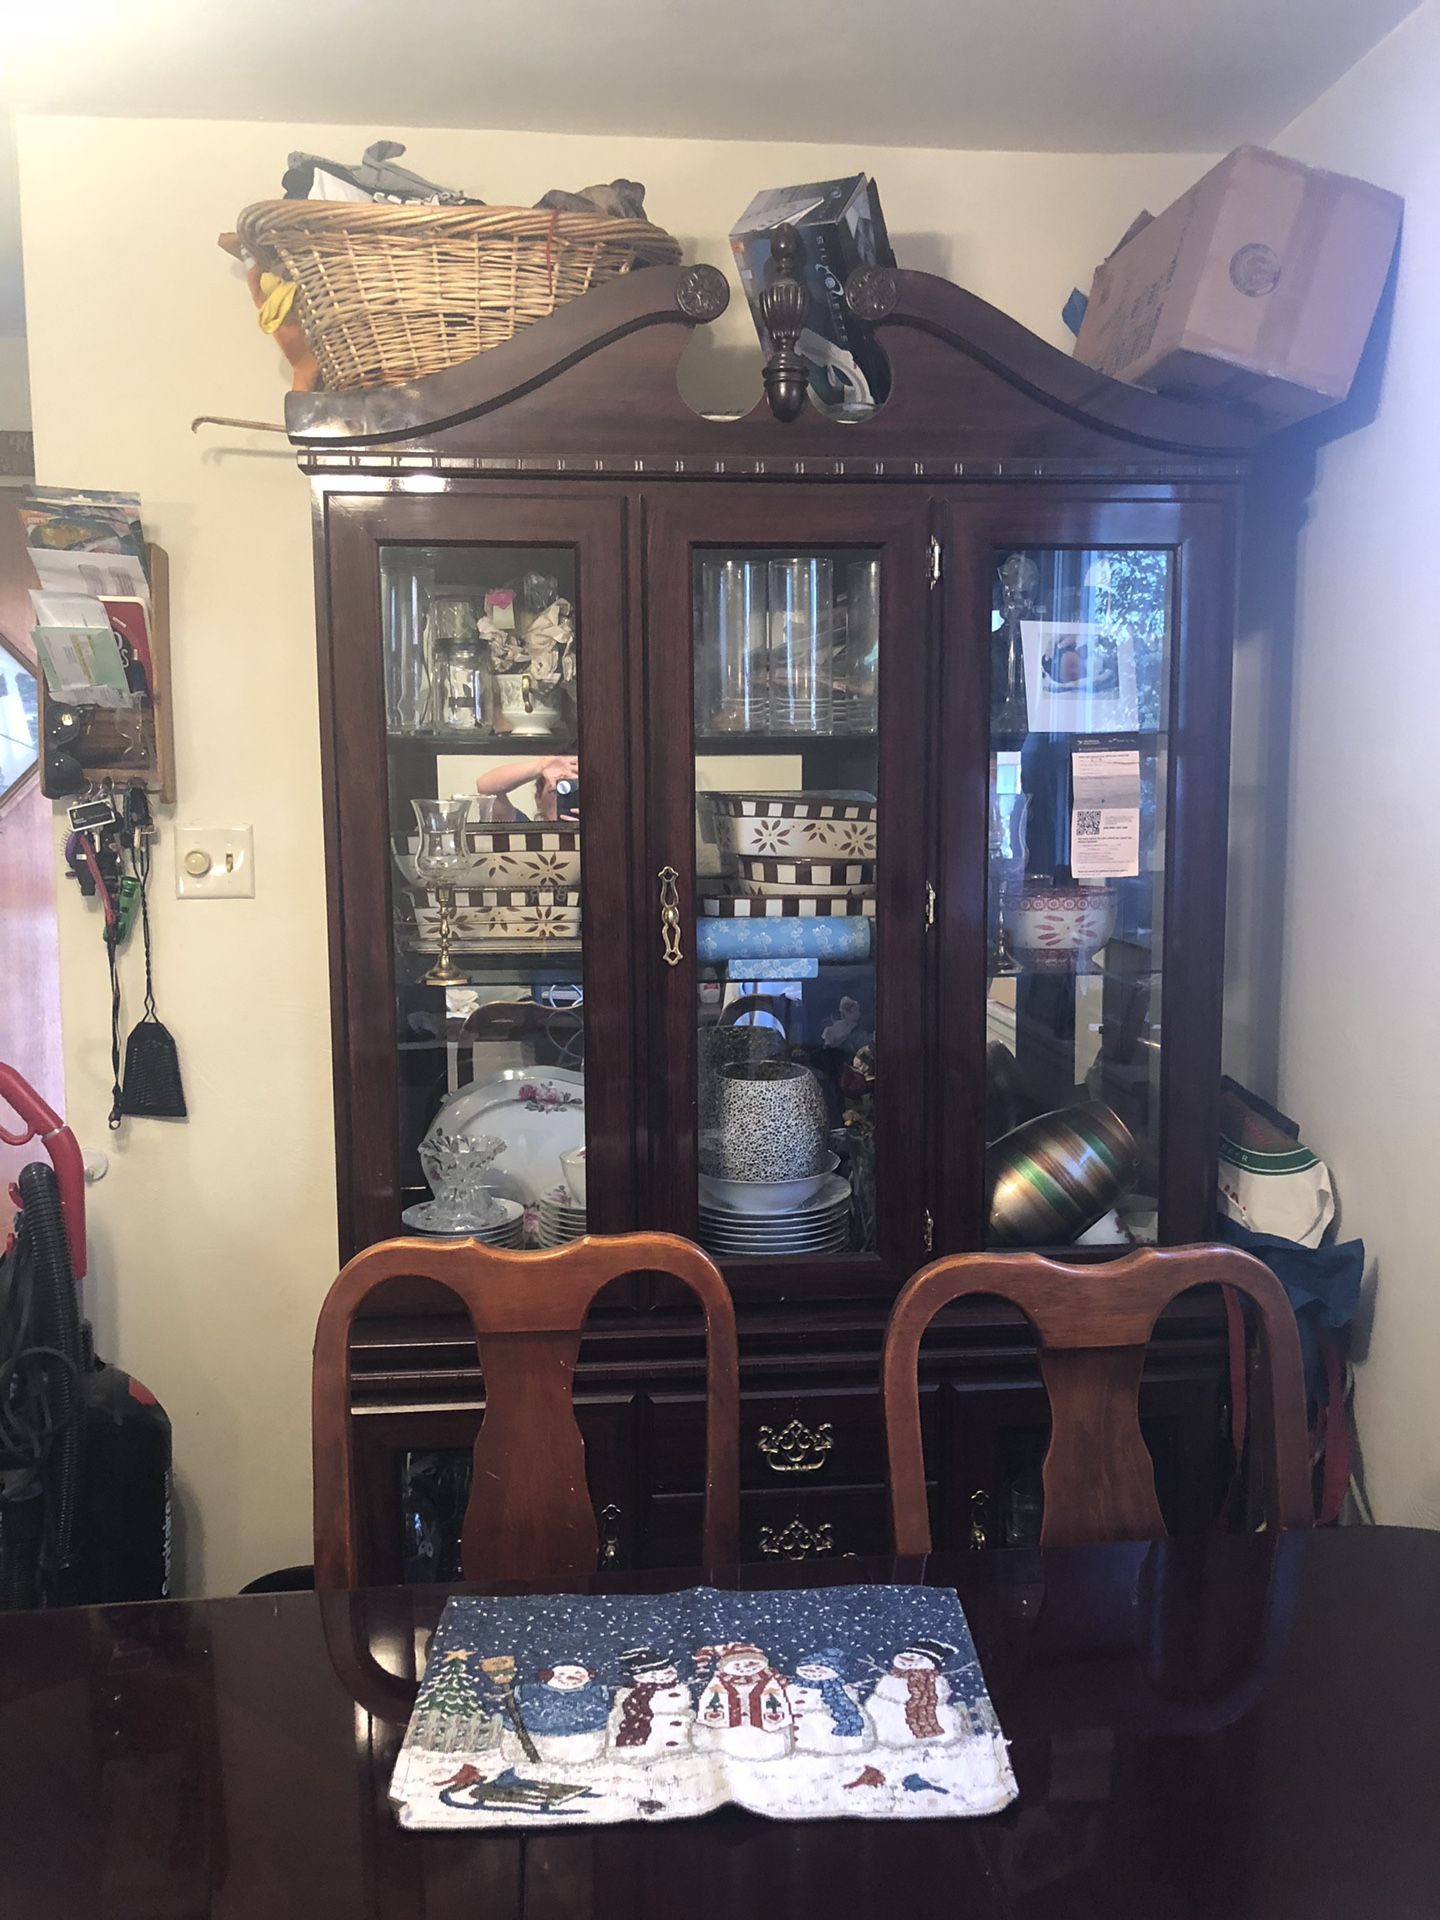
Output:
[
  {"xmin": 695, "ymin": 732, "xmax": 876, "ymax": 755},
  {"xmin": 387, "ymin": 729, "xmax": 575, "ymax": 754},
  {"xmin": 397, "ymin": 948, "xmax": 583, "ymax": 984},
  {"xmin": 990, "ymin": 727, "xmax": 1166, "ymax": 754}
]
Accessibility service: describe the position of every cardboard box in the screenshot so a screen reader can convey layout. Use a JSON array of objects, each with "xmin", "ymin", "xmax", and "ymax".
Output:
[
  {"xmin": 730, "ymin": 176, "xmax": 895, "ymax": 415},
  {"xmin": 1073, "ymin": 146, "xmax": 1402, "ymax": 425}
]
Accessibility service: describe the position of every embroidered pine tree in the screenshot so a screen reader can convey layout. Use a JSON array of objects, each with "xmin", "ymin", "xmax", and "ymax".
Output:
[{"xmin": 416, "ymin": 1649, "xmax": 489, "ymax": 1753}]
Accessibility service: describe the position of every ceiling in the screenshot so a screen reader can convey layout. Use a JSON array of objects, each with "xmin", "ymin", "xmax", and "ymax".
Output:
[{"xmin": 1, "ymin": 0, "xmax": 1419, "ymax": 153}]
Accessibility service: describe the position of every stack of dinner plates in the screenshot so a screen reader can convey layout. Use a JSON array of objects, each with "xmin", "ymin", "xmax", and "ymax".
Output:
[
  {"xmin": 536, "ymin": 1185, "xmax": 587, "ymax": 1248},
  {"xmin": 698, "ymin": 1174, "xmax": 853, "ymax": 1259},
  {"xmin": 400, "ymin": 1195, "xmax": 525, "ymax": 1246}
]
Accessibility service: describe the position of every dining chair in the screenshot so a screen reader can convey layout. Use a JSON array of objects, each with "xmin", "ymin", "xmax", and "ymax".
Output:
[
  {"xmin": 882, "ymin": 1244, "xmax": 1312, "ymax": 1552},
  {"xmin": 312, "ymin": 1231, "xmax": 740, "ymax": 1589}
]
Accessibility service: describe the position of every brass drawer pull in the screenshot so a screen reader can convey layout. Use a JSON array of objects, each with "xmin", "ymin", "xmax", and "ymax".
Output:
[
  {"xmin": 759, "ymin": 1518, "xmax": 836, "ymax": 1561},
  {"xmin": 757, "ymin": 1419, "xmax": 834, "ymax": 1475},
  {"xmin": 598, "ymin": 1502, "xmax": 622, "ymax": 1569},
  {"xmin": 658, "ymin": 866, "xmax": 683, "ymax": 967}
]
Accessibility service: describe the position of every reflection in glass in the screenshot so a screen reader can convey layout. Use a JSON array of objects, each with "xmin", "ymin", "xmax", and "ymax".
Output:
[
  {"xmin": 0, "ymin": 644, "xmax": 40, "ymax": 803},
  {"xmin": 985, "ymin": 548, "xmax": 1171, "ymax": 1245}
]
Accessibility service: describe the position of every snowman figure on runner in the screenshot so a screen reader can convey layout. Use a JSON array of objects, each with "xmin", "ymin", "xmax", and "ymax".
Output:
[
  {"xmin": 866, "ymin": 1638, "xmax": 969, "ymax": 1749},
  {"xmin": 514, "ymin": 1660, "xmax": 611, "ymax": 1766},
  {"xmin": 608, "ymin": 1648, "xmax": 694, "ymax": 1760},
  {"xmin": 694, "ymin": 1642, "xmax": 793, "ymax": 1761},
  {"xmin": 788, "ymin": 1648, "xmax": 875, "ymax": 1756}
]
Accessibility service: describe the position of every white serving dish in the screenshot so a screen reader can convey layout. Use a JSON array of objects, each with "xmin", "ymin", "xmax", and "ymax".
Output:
[
  {"xmin": 414, "ymin": 887, "xmax": 581, "ymax": 946},
  {"xmin": 712, "ymin": 799, "xmax": 877, "ymax": 862},
  {"xmin": 698, "ymin": 1152, "xmax": 840, "ymax": 1215},
  {"xmin": 464, "ymin": 823, "xmax": 581, "ymax": 889},
  {"xmin": 737, "ymin": 856, "xmax": 875, "ymax": 889},
  {"xmin": 394, "ymin": 826, "xmax": 582, "ymax": 894},
  {"xmin": 740, "ymin": 879, "xmax": 876, "ymax": 898},
  {"xmin": 439, "ymin": 1068, "xmax": 585, "ymax": 1206}
]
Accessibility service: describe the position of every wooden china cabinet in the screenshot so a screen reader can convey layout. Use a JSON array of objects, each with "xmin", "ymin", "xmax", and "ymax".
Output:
[{"xmin": 291, "ymin": 245, "xmax": 1267, "ymax": 1579}]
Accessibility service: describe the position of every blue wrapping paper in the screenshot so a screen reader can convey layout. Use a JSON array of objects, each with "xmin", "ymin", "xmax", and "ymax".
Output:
[{"xmin": 696, "ymin": 917, "xmax": 873, "ymax": 963}]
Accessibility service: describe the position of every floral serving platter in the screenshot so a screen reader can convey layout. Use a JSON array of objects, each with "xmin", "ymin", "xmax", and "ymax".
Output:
[{"xmin": 439, "ymin": 1068, "xmax": 586, "ymax": 1207}]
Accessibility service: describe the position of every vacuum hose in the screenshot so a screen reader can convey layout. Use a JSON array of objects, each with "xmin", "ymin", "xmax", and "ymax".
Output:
[{"xmin": 16, "ymin": 1163, "xmax": 85, "ymax": 1591}]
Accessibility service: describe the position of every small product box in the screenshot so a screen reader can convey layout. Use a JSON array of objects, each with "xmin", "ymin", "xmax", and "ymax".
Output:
[
  {"xmin": 730, "ymin": 175, "xmax": 896, "ymax": 414},
  {"xmin": 1073, "ymin": 145, "xmax": 1402, "ymax": 426}
]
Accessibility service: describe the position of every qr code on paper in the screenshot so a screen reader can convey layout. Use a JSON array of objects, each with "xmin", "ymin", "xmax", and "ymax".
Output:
[{"xmin": 1075, "ymin": 810, "xmax": 1102, "ymax": 836}]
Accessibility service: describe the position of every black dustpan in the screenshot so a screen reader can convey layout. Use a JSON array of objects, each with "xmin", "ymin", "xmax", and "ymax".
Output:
[
  {"xmin": 111, "ymin": 791, "xmax": 186, "ymax": 1123},
  {"xmin": 119, "ymin": 1010, "xmax": 186, "ymax": 1119}
]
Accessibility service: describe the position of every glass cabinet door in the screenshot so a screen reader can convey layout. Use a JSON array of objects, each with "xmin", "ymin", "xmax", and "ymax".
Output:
[
  {"xmin": 322, "ymin": 493, "xmax": 631, "ymax": 1258},
  {"xmin": 938, "ymin": 495, "xmax": 1232, "ymax": 1252},
  {"xmin": 984, "ymin": 544, "xmax": 1170, "ymax": 1245},
  {"xmin": 646, "ymin": 489, "xmax": 930, "ymax": 1282},
  {"xmin": 383, "ymin": 542, "xmax": 588, "ymax": 1247}
]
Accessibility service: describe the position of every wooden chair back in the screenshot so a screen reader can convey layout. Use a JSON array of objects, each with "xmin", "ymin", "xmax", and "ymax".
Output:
[
  {"xmin": 883, "ymin": 1244, "xmax": 1311, "ymax": 1552},
  {"xmin": 313, "ymin": 1232, "xmax": 740, "ymax": 1589}
]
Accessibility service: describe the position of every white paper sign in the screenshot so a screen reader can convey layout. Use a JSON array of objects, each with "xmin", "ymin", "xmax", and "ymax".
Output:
[{"xmin": 1071, "ymin": 748, "xmax": 1141, "ymax": 879}]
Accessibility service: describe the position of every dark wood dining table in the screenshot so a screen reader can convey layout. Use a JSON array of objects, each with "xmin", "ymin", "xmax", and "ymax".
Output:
[{"xmin": 1, "ymin": 1527, "xmax": 1436, "ymax": 1919}]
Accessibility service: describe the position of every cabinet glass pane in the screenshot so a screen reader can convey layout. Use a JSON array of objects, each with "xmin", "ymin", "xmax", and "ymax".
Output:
[
  {"xmin": 693, "ymin": 549, "xmax": 880, "ymax": 1260},
  {"xmin": 986, "ymin": 548, "xmax": 1171, "ymax": 1246},
  {"xmin": 383, "ymin": 546, "xmax": 586, "ymax": 1245}
]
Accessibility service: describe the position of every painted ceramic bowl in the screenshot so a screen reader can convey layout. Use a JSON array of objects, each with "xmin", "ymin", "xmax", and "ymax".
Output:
[
  {"xmin": 711, "ymin": 1059, "xmax": 829, "ymax": 1182},
  {"xmin": 1002, "ymin": 881, "xmax": 1117, "ymax": 973},
  {"xmin": 698, "ymin": 1151, "xmax": 841, "ymax": 1215},
  {"xmin": 986, "ymin": 1102, "xmax": 1138, "ymax": 1246},
  {"xmin": 414, "ymin": 887, "xmax": 581, "ymax": 947},
  {"xmin": 463, "ymin": 822, "xmax": 581, "ymax": 889},
  {"xmin": 710, "ymin": 793, "xmax": 878, "ymax": 862},
  {"xmin": 738, "ymin": 856, "xmax": 876, "ymax": 897}
]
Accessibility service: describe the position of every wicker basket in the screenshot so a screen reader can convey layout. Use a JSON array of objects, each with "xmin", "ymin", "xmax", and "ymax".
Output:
[{"xmin": 236, "ymin": 200, "xmax": 684, "ymax": 392}]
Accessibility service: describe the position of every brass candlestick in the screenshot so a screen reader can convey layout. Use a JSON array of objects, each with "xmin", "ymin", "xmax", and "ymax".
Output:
[{"xmin": 424, "ymin": 882, "xmax": 468, "ymax": 988}]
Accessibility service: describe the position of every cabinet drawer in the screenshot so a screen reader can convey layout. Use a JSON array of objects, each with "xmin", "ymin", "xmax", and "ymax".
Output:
[{"xmin": 644, "ymin": 1385, "xmax": 937, "ymax": 1494}]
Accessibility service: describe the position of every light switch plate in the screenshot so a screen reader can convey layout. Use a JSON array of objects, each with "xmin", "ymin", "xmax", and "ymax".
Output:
[{"xmin": 175, "ymin": 825, "xmax": 255, "ymax": 898}]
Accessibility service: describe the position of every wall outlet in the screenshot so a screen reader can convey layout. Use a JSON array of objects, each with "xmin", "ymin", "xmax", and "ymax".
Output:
[{"xmin": 175, "ymin": 825, "xmax": 255, "ymax": 899}]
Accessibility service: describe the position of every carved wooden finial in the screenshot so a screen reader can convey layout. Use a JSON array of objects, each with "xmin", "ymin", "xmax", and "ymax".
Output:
[
  {"xmin": 675, "ymin": 264, "xmax": 730, "ymax": 324},
  {"xmin": 759, "ymin": 223, "xmax": 810, "ymax": 423}
]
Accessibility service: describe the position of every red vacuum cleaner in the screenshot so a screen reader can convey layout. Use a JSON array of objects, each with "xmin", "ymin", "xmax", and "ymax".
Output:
[{"xmin": 0, "ymin": 1063, "xmax": 172, "ymax": 1608}]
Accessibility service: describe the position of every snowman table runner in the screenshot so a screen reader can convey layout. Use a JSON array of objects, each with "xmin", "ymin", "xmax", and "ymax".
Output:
[{"xmin": 390, "ymin": 1585, "xmax": 1017, "ymax": 1828}]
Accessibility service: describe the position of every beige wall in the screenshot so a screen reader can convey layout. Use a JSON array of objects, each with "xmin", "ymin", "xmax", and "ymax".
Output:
[
  {"xmin": 16, "ymin": 112, "xmax": 1211, "ymax": 1593},
  {"xmin": 1236, "ymin": 3, "xmax": 1440, "ymax": 1528}
]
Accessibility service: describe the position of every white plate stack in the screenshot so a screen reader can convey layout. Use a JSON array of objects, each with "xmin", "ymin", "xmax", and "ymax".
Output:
[
  {"xmin": 536, "ymin": 1185, "xmax": 587, "ymax": 1248},
  {"xmin": 698, "ymin": 1173, "xmax": 853, "ymax": 1259},
  {"xmin": 400, "ymin": 1196, "xmax": 526, "ymax": 1246}
]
